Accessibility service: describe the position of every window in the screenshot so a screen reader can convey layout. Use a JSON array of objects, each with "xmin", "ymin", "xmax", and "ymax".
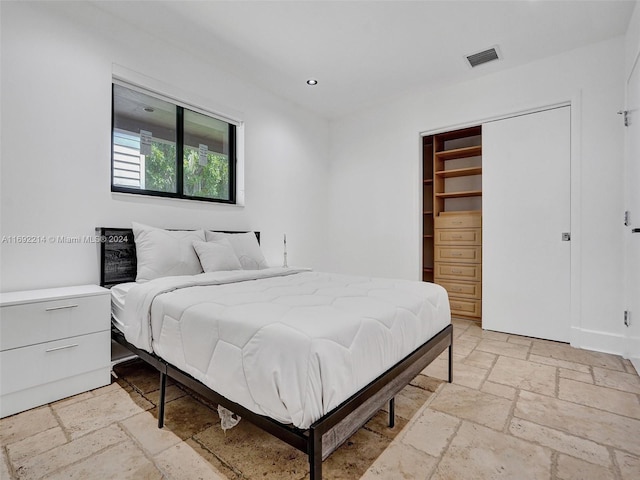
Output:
[{"xmin": 111, "ymin": 83, "xmax": 236, "ymax": 203}]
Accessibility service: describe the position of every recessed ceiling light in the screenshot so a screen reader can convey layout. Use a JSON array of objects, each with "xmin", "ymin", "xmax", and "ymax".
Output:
[{"xmin": 306, "ymin": 79, "xmax": 318, "ymax": 86}]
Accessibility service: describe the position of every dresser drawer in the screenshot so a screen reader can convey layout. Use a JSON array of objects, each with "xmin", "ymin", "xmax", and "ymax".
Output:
[
  {"xmin": 437, "ymin": 279, "xmax": 481, "ymax": 300},
  {"xmin": 435, "ymin": 263, "xmax": 482, "ymax": 282},
  {"xmin": 435, "ymin": 246, "xmax": 481, "ymax": 264},
  {"xmin": 0, "ymin": 330, "xmax": 110, "ymax": 395},
  {"xmin": 435, "ymin": 213, "xmax": 481, "ymax": 229},
  {"xmin": 435, "ymin": 228, "xmax": 481, "ymax": 246},
  {"xmin": 0, "ymin": 294, "xmax": 110, "ymax": 351},
  {"xmin": 449, "ymin": 298, "xmax": 481, "ymax": 318}
]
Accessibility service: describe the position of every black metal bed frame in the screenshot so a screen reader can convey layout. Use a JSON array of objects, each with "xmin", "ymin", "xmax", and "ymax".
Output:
[{"xmin": 99, "ymin": 227, "xmax": 453, "ymax": 480}]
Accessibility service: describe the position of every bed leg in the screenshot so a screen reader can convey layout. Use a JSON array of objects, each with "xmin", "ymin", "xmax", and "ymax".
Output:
[
  {"xmin": 448, "ymin": 343, "xmax": 453, "ymax": 383},
  {"xmin": 309, "ymin": 427, "xmax": 322, "ymax": 480},
  {"xmin": 158, "ymin": 371, "xmax": 167, "ymax": 428},
  {"xmin": 388, "ymin": 397, "xmax": 395, "ymax": 428}
]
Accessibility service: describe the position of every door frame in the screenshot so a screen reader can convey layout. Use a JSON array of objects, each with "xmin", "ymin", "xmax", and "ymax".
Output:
[
  {"xmin": 624, "ymin": 49, "xmax": 640, "ymax": 372},
  {"xmin": 418, "ymin": 94, "xmax": 583, "ymax": 346}
]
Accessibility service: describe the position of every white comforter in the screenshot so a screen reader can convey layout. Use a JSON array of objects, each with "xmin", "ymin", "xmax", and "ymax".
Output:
[{"xmin": 120, "ymin": 268, "xmax": 450, "ymax": 429}]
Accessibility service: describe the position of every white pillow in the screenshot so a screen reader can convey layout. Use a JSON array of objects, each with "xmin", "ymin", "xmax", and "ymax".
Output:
[
  {"xmin": 205, "ymin": 231, "xmax": 268, "ymax": 270},
  {"xmin": 132, "ymin": 222, "xmax": 205, "ymax": 281},
  {"xmin": 193, "ymin": 239, "xmax": 242, "ymax": 272}
]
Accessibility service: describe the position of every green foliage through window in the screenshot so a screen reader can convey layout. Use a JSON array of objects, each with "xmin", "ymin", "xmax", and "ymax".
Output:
[{"xmin": 111, "ymin": 83, "xmax": 236, "ymax": 203}]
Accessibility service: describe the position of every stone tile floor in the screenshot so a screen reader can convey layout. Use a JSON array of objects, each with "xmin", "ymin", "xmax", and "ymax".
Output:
[{"xmin": 1, "ymin": 318, "xmax": 639, "ymax": 479}]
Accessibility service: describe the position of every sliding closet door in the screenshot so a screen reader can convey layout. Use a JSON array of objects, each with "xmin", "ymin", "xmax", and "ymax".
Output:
[{"xmin": 483, "ymin": 106, "xmax": 571, "ymax": 342}]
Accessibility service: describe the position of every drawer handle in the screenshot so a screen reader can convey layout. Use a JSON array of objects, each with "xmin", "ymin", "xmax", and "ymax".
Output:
[
  {"xmin": 451, "ymin": 252, "xmax": 463, "ymax": 256},
  {"xmin": 452, "ymin": 221, "xmax": 462, "ymax": 224},
  {"xmin": 45, "ymin": 304, "xmax": 79, "ymax": 312},
  {"xmin": 452, "ymin": 287, "xmax": 462, "ymax": 291},
  {"xmin": 46, "ymin": 343, "xmax": 79, "ymax": 353},
  {"xmin": 451, "ymin": 269, "xmax": 462, "ymax": 274},
  {"xmin": 452, "ymin": 304, "xmax": 462, "ymax": 309},
  {"xmin": 451, "ymin": 235, "xmax": 462, "ymax": 239}
]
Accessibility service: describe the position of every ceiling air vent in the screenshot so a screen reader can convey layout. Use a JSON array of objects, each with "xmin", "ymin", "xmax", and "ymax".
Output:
[{"xmin": 466, "ymin": 47, "xmax": 500, "ymax": 68}]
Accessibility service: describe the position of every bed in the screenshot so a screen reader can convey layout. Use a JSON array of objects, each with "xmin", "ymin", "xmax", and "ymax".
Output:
[{"xmin": 99, "ymin": 225, "xmax": 453, "ymax": 480}]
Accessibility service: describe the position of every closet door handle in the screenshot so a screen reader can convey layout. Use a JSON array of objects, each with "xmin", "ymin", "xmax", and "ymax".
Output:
[{"xmin": 633, "ymin": 228, "xmax": 640, "ymax": 233}]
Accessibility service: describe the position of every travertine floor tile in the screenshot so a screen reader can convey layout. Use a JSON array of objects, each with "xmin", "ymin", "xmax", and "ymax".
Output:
[
  {"xmin": 45, "ymin": 441, "xmax": 162, "ymax": 480},
  {"xmin": 361, "ymin": 442, "xmax": 437, "ymax": 480},
  {"xmin": 421, "ymin": 356, "xmax": 449, "ymax": 380},
  {"xmin": 530, "ymin": 342, "xmax": 625, "ymax": 371},
  {"xmin": 450, "ymin": 336, "xmax": 479, "ymax": 357},
  {"xmin": 507, "ymin": 335, "xmax": 533, "ymax": 346},
  {"xmin": 195, "ymin": 419, "xmax": 308, "ymax": 480},
  {"xmin": 475, "ymin": 338, "xmax": 529, "ymax": 359},
  {"xmin": 488, "ymin": 356, "xmax": 557, "ymax": 396},
  {"xmin": 615, "ymin": 450, "xmax": 640, "ymax": 480},
  {"xmin": 50, "ymin": 391, "xmax": 94, "ymax": 409},
  {"xmin": 323, "ymin": 428, "xmax": 394, "ymax": 480},
  {"xmin": 154, "ymin": 441, "xmax": 229, "ymax": 480},
  {"xmin": 401, "ymin": 409, "xmax": 460, "ymax": 457},
  {"xmin": 450, "ymin": 361, "xmax": 489, "ymax": 389},
  {"xmin": 431, "ymin": 421, "xmax": 551, "ymax": 480},
  {"xmin": 508, "ymin": 418, "xmax": 611, "ymax": 467},
  {"xmin": 623, "ymin": 359, "xmax": 639, "ymax": 375},
  {"xmin": 144, "ymin": 384, "xmax": 187, "ymax": 406},
  {"xmin": 0, "ymin": 406, "xmax": 58, "ymax": 445},
  {"xmin": 155, "ymin": 394, "xmax": 217, "ymax": 440},
  {"xmin": 515, "ymin": 390, "xmax": 640, "ymax": 455},
  {"xmin": 429, "ymin": 383, "xmax": 513, "ymax": 431},
  {"xmin": 463, "ymin": 325, "xmax": 510, "ymax": 342},
  {"xmin": 409, "ymin": 374, "xmax": 443, "ymax": 393},
  {"xmin": 463, "ymin": 350, "xmax": 496, "ymax": 370},
  {"xmin": 383, "ymin": 384, "xmax": 437, "ymax": 421},
  {"xmin": 5, "ymin": 426, "xmax": 66, "ymax": 464},
  {"xmin": 558, "ymin": 378, "xmax": 640, "ymax": 419},
  {"xmin": 556, "ymin": 453, "xmax": 614, "ymax": 480},
  {"xmin": 2, "ymin": 333, "xmax": 638, "ymax": 480},
  {"xmin": 54, "ymin": 387, "xmax": 147, "ymax": 439},
  {"xmin": 558, "ymin": 368, "xmax": 593, "ymax": 384},
  {"xmin": 480, "ymin": 381, "xmax": 517, "ymax": 400},
  {"xmin": 529, "ymin": 353, "xmax": 591, "ymax": 373},
  {"xmin": 593, "ymin": 366, "xmax": 640, "ymax": 394},
  {"xmin": 120, "ymin": 411, "xmax": 182, "ymax": 456},
  {"xmin": 11, "ymin": 424, "xmax": 127, "ymax": 479},
  {"xmin": 0, "ymin": 450, "xmax": 11, "ymax": 480}
]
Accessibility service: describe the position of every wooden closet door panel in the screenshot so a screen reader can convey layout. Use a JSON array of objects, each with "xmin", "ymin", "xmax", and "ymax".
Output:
[{"xmin": 482, "ymin": 106, "xmax": 571, "ymax": 342}]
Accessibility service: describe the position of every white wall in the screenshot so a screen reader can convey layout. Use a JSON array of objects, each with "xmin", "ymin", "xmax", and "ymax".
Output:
[
  {"xmin": 328, "ymin": 36, "xmax": 627, "ymax": 354},
  {"xmin": 0, "ymin": 1, "xmax": 330, "ymax": 292}
]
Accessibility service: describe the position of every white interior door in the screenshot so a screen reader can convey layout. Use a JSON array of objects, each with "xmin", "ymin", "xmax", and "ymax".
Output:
[
  {"xmin": 624, "ymin": 57, "xmax": 640, "ymax": 372},
  {"xmin": 482, "ymin": 106, "xmax": 571, "ymax": 342}
]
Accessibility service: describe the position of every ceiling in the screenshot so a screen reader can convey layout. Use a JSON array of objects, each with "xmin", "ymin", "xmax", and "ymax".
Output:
[{"xmin": 91, "ymin": 0, "xmax": 636, "ymax": 119}]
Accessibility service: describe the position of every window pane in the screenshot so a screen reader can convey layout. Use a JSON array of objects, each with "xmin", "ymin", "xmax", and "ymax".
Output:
[
  {"xmin": 112, "ymin": 85, "xmax": 177, "ymax": 193},
  {"xmin": 183, "ymin": 109, "xmax": 232, "ymax": 201}
]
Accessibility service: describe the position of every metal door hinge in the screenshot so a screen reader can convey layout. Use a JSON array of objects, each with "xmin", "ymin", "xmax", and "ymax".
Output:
[
  {"xmin": 625, "ymin": 211, "xmax": 631, "ymax": 226},
  {"xmin": 624, "ymin": 310, "xmax": 631, "ymax": 327},
  {"xmin": 562, "ymin": 232, "xmax": 571, "ymax": 241},
  {"xmin": 618, "ymin": 110, "xmax": 629, "ymax": 127}
]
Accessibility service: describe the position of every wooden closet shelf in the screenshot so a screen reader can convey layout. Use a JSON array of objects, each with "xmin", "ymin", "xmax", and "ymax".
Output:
[
  {"xmin": 435, "ymin": 145, "xmax": 482, "ymax": 161},
  {"xmin": 435, "ymin": 167, "xmax": 482, "ymax": 178},
  {"xmin": 435, "ymin": 190, "xmax": 483, "ymax": 199}
]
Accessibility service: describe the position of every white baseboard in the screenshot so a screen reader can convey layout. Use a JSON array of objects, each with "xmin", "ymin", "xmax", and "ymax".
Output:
[{"xmin": 570, "ymin": 326, "xmax": 626, "ymax": 357}]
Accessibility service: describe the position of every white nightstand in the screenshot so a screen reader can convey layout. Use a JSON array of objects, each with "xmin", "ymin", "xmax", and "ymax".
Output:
[{"xmin": 0, "ymin": 285, "xmax": 111, "ymax": 418}]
